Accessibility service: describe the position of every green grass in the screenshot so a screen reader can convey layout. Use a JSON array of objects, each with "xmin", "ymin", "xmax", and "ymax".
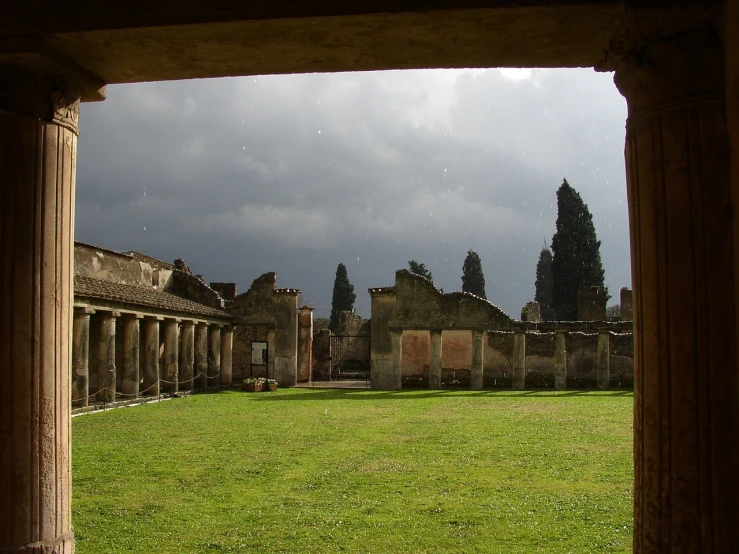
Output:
[{"xmin": 72, "ymin": 389, "xmax": 633, "ymax": 553}]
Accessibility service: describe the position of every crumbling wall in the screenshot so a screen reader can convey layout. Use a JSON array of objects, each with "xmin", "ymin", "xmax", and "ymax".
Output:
[
  {"xmin": 211, "ymin": 282, "xmax": 237, "ymax": 301},
  {"xmin": 620, "ymin": 287, "xmax": 633, "ymax": 321},
  {"xmin": 577, "ymin": 286, "xmax": 607, "ymax": 321},
  {"xmin": 169, "ymin": 270, "xmax": 225, "ymax": 309},
  {"xmin": 228, "ymin": 273, "xmax": 299, "ymax": 387},
  {"xmin": 75, "ymin": 242, "xmax": 154, "ymax": 287}
]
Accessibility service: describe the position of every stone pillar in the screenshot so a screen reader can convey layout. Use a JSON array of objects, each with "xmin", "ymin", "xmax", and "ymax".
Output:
[
  {"xmin": 179, "ymin": 321, "xmax": 195, "ymax": 391},
  {"xmin": 162, "ymin": 319, "xmax": 179, "ymax": 394},
  {"xmin": 221, "ymin": 326, "xmax": 234, "ymax": 387},
  {"xmin": 120, "ymin": 314, "xmax": 142, "ymax": 398},
  {"xmin": 297, "ymin": 306, "xmax": 314, "ymax": 382},
  {"xmin": 266, "ymin": 329, "xmax": 276, "ymax": 382},
  {"xmin": 0, "ymin": 87, "xmax": 83, "ymax": 554},
  {"xmin": 195, "ymin": 323, "xmax": 209, "ymax": 391},
  {"xmin": 97, "ymin": 311, "xmax": 118, "ymax": 402},
  {"xmin": 596, "ymin": 331, "xmax": 610, "ymax": 391},
  {"xmin": 612, "ymin": 27, "xmax": 739, "ymax": 551},
  {"xmin": 619, "ymin": 287, "xmax": 633, "ymax": 321},
  {"xmin": 512, "ymin": 331, "xmax": 526, "ymax": 391},
  {"xmin": 142, "ymin": 317, "xmax": 161, "ymax": 396},
  {"xmin": 72, "ymin": 307, "xmax": 94, "ymax": 407},
  {"xmin": 554, "ymin": 331, "xmax": 567, "ymax": 391},
  {"xmin": 208, "ymin": 325, "xmax": 222, "ymax": 390},
  {"xmin": 470, "ymin": 331, "xmax": 484, "ymax": 391},
  {"xmin": 428, "ymin": 330, "xmax": 443, "ymax": 389},
  {"xmin": 389, "ymin": 330, "xmax": 403, "ymax": 390}
]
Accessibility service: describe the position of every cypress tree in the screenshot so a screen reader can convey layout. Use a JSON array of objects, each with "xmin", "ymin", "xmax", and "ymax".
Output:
[
  {"xmin": 534, "ymin": 245, "xmax": 555, "ymax": 320},
  {"xmin": 461, "ymin": 250, "xmax": 486, "ymax": 299},
  {"xmin": 551, "ymin": 179, "xmax": 607, "ymax": 320},
  {"xmin": 329, "ymin": 263, "xmax": 356, "ymax": 331},
  {"xmin": 408, "ymin": 260, "xmax": 433, "ymax": 284}
]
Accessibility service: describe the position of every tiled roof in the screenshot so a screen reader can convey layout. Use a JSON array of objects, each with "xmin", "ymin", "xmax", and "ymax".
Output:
[{"xmin": 74, "ymin": 276, "xmax": 230, "ymax": 319}]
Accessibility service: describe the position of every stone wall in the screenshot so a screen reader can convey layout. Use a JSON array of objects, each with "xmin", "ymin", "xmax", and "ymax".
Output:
[
  {"xmin": 227, "ymin": 273, "xmax": 299, "ymax": 387},
  {"xmin": 620, "ymin": 287, "xmax": 633, "ymax": 321},
  {"xmin": 577, "ymin": 286, "xmax": 608, "ymax": 321},
  {"xmin": 211, "ymin": 282, "xmax": 237, "ymax": 301},
  {"xmin": 75, "ymin": 241, "xmax": 156, "ymax": 287}
]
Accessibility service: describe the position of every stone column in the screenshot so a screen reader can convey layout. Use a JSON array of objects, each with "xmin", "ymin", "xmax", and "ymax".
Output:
[
  {"xmin": 195, "ymin": 323, "xmax": 209, "ymax": 391},
  {"xmin": 72, "ymin": 307, "xmax": 94, "ymax": 407},
  {"xmin": 142, "ymin": 317, "xmax": 161, "ymax": 396},
  {"xmin": 512, "ymin": 331, "xmax": 526, "ymax": 391},
  {"xmin": 389, "ymin": 330, "xmax": 403, "ymax": 390},
  {"xmin": 0, "ymin": 86, "xmax": 83, "ymax": 554},
  {"xmin": 162, "ymin": 318, "xmax": 179, "ymax": 394},
  {"xmin": 97, "ymin": 311, "xmax": 118, "ymax": 402},
  {"xmin": 596, "ymin": 331, "xmax": 610, "ymax": 391},
  {"xmin": 221, "ymin": 326, "xmax": 234, "ymax": 387},
  {"xmin": 208, "ymin": 325, "xmax": 222, "ymax": 390},
  {"xmin": 266, "ymin": 329, "xmax": 276, "ymax": 381},
  {"xmin": 554, "ymin": 331, "xmax": 567, "ymax": 391},
  {"xmin": 179, "ymin": 321, "xmax": 195, "ymax": 391},
  {"xmin": 120, "ymin": 314, "xmax": 142, "ymax": 399},
  {"xmin": 428, "ymin": 330, "xmax": 443, "ymax": 389},
  {"xmin": 470, "ymin": 331, "xmax": 484, "ymax": 391},
  {"xmin": 297, "ymin": 306, "xmax": 314, "ymax": 382},
  {"xmin": 612, "ymin": 27, "xmax": 739, "ymax": 551}
]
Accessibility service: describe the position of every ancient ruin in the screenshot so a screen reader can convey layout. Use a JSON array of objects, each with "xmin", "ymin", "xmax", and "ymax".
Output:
[
  {"xmin": 72, "ymin": 242, "xmax": 234, "ymax": 407},
  {"xmin": 1, "ymin": 2, "xmax": 737, "ymax": 553}
]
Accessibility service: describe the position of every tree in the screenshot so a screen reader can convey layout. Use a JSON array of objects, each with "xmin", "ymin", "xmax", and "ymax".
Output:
[
  {"xmin": 462, "ymin": 250, "xmax": 486, "ymax": 299},
  {"xmin": 534, "ymin": 245, "xmax": 556, "ymax": 320},
  {"xmin": 551, "ymin": 178, "xmax": 608, "ymax": 321},
  {"xmin": 408, "ymin": 260, "xmax": 433, "ymax": 284},
  {"xmin": 329, "ymin": 263, "xmax": 356, "ymax": 331}
]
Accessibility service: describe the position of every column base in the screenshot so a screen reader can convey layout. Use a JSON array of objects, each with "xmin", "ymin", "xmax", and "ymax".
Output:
[{"xmin": 9, "ymin": 532, "xmax": 75, "ymax": 554}]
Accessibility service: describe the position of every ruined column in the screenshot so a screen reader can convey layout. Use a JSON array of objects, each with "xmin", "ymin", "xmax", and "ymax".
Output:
[
  {"xmin": 120, "ymin": 314, "xmax": 142, "ymax": 398},
  {"xmin": 470, "ymin": 331, "xmax": 484, "ymax": 391},
  {"xmin": 72, "ymin": 307, "xmax": 94, "ymax": 407},
  {"xmin": 512, "ymin": 331, "xmax": 526, "ymax": 391},
  {"xmin": 0, "ymin": 85, "xmax": 84, "ymax": 554},
  {"xmin": 208, "ymin": 325, "xmax": 222, "ymax": 390},
  {"xmin": 428, "ymin": 330, "xmax": 443, "ymax": 389},
  {"xmin": 297, "ymin": 306, "xmax": 314, "ymax": 382},
  {"xmin": 179, "ymin": 321, "xmax": 195, "ymax": 391},
  {"xmin": 142, "ymin": 317, "xmax": 161, "ymax": 396},
  {"xmin": 162, "ymin": 318, "xmax": 179, "ymax": 394},
  {"xmin": 596, "ymin": 331, "xmax": 610, "ymax": 390},
  {"xmin": 611, "ymin": 24, "xmax": 739, "ymax": 551},
  {"xmin": 97, "ymin": 311, "xmax": 118, "ymax": 402},
  {"xmin": 195, "ymin": 323, "xmax": 209, "ymax": 391},
  {"xmin": 554, "ymin": 331, "xmax": 567, "ymax": 391},
  {"xmin": 266, "ymin": 328, "xmax": 276, "ymax": 382},
  {"xmin": 389, "ymin": 330, "xmax": 403, "ymax": 390},
  {"xmin": 221, "ymin": 326, "xmax": 234, "ymax": 387}
]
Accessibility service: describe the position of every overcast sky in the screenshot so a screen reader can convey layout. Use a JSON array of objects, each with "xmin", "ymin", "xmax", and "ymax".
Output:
[{"xmin": 75, "ymin": 68, "xmax": 630, "ymax": 319}]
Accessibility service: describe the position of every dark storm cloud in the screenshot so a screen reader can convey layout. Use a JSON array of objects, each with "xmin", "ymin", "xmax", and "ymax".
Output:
[{"xmin": 76, "ymin": 68, "xmax": 629, "ymax": 318}]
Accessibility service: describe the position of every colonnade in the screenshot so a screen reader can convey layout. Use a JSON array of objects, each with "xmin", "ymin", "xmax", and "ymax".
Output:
[
  {"xmin": 71, "ymin": 306, "xmax": 234, "ymax": 407},
  {"xmin": 386, "ymin": 328, "xmax": 616, "ymax": 391}
]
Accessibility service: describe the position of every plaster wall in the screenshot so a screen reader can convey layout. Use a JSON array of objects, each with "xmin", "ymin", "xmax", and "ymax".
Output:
[{"xmin": 75, "ymin": 242, "xmax": 154, "ymax": 287}]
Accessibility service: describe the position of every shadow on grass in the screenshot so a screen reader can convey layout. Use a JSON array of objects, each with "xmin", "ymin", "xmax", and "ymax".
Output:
[{"xmin": 252, "ymin": 388, "xmax": 634, "ymax": 402}]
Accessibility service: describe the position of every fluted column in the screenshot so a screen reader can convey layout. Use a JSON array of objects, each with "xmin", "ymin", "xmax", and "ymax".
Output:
[
  {"xmin": 162, "ymin": 319, "xmax": 179, "ymax": 394},
  {"xmin": 179, "ymin": 321, "xmax": 195, "ymax": 391},
  {"xmin": 141, "ymin": 317, "xmax": 161, "ymax": 396},
  {"xmin": 470, "ymin": 331, "xmax": 484, "ymax": 390},
  {"xmin": 512, "ymin": 331, "xmax": 526, "ymax": 391},
  {"xmin": 195, "ymin": 323, "xmax": 208, "ymax": 391},
  {"xmin": 208, "ymin": 325, "xmax": 222, "ymax": 390},
  {"xmin": 389, "ymin": 330, "xmax": 403, "ymax": 390},
  {"xmin": 0, "ymin": 90, "xmax": 81, "ymax": 554},
  {"xmin": 72, "ymin": 307, "xmax": 94, "ymax": 407},
  {"xmin": 221, "ymin": 326, "xmax": 234, "ymax": 387},
  {"xmin": 614, "ymin": 29, "xmax": 739, "ymax": 552},
  {"xmin": 120, "ymin": 314, "xmax": 142, "ymax": 398},
  {"xmin": 554, "ymin": 331, "xmax": 567, "ymax": 391},
  {"xmin": 428, "ymin": 330, "xmax": 442, "ymax": 389},
  {"xmin": 96, "ymin": 311, "xmax": 118, "ymax": 402},
  {"xmin": 596, "ymin": 331, "xmax": 609, "ymax": 391}
]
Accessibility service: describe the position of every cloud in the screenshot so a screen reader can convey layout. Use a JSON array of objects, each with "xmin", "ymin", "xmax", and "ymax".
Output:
[{"xmin": 75, "ymin": 68, "xmax": 629, "ymax": 318}]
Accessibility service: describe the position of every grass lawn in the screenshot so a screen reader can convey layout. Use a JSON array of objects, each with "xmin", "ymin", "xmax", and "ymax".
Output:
[{"xmin": 72, "ymin": 389, "xmax": 633, "ymax": 553}]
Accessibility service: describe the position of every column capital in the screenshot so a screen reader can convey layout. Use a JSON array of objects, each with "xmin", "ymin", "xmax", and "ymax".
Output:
[
  {"xmin": 181, "ymin": 320, "xmax": 196, "ymax": 328},
  {"xmin": 99, "ymin": 310, "xmax": 121, "ymax": 319},
  {"xmin": 429, "ymin": 329, "xmax": 443, "ymax": 336},
  {"xmin": 122, "ymin": 312, "xmax": 144, "ymax": 320},
  {"xmin": 74, "ymin": 306, "xmax": 95, "ymax": 316},
  {"xmin": 597, "ymin": 7, "xmax": 723, "ymax": 113}
]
